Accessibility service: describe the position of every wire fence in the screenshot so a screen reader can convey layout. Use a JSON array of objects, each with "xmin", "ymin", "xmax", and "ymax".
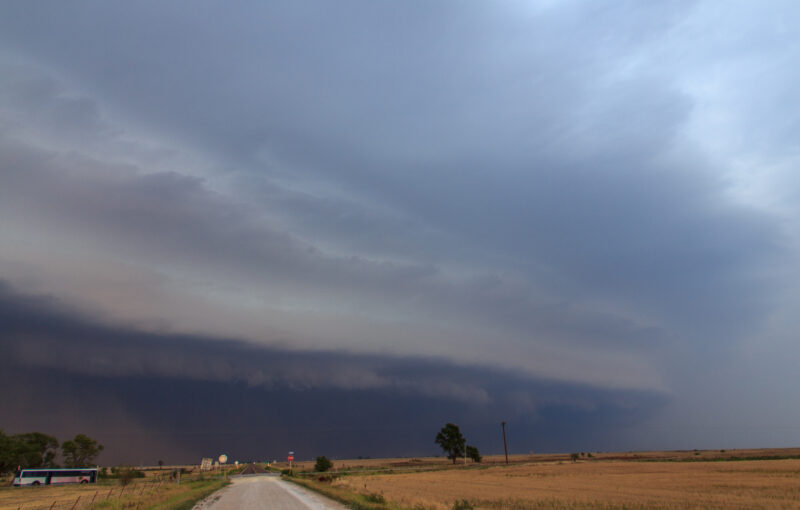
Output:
[{"xmin": 10, "ymin": 480, "xmax": 167, "ymax": 510}]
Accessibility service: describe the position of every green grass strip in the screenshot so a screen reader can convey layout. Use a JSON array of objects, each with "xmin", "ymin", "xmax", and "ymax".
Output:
[{"xmin": 146, "ymin": 479, "xmax": 230, "ymax": 510}]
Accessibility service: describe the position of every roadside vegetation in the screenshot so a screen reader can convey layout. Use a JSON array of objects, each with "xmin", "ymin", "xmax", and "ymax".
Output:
[
  {"xmin": 0, "ymin": 470, "xmax": 229, "ymax": 510},
  {"xmin": 93, "ymin": 478, "xmax": 228, "ymax": 510},
  {"xmin": 285, "ymin": 475, "xmax": 402, "ymax": 510}
]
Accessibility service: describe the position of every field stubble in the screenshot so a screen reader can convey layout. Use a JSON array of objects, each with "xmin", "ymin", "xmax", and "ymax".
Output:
[{"xmin": 327, "ymin": 458, "xmax": 800, "ymax": 509}]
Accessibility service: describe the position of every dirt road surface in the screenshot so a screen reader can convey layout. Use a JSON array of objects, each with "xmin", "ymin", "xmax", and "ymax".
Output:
[{"xmin": 193, "ymin": 475, "xmax": 348, "ymax": 510}]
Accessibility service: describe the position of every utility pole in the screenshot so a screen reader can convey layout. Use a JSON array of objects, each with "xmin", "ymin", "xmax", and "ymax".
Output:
[{"xmin": 501, "ymin": 421, "xmax": 509, "ymax": 465}]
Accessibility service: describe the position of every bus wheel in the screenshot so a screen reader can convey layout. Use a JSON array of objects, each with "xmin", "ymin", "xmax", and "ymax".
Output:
[
  {"xmin": 32, "ymin": 481, "xmax": 41, "ymax": 486},
  {"xmin": 80, "ymin": 480, "xmax": 89, "ymax": 484}
]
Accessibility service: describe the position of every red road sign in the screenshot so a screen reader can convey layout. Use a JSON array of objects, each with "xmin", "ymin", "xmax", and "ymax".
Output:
[{"xmin": 288, "ymin": 455, "xmax": 294, "ymax": 461}]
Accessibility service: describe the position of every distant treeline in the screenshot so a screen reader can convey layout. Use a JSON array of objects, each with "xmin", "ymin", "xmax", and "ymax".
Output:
[{"xmin": 0, "ymin": 430, "xmax": 103, "ymax": 474}]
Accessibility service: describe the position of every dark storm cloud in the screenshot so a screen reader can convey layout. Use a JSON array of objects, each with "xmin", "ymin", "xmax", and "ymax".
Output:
[{"xmin": 0, "ymin": 283, "xmax": 664, "ymax": 463}]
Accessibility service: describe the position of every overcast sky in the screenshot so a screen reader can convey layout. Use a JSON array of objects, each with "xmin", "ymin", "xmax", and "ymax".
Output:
[{"xmin": 2, "ymin": 1, "xmax": 799, "ymax": 462}]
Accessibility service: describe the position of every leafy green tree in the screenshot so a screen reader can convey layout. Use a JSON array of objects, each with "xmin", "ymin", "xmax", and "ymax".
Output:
[
  {"xmin": 0, "ymin": 430, "xmax": 15, "ymax": 474},
  {"xmin": 435, "ymin": 423, "xmax": 466, "ymax": 464},
  {"xmin": 13, "ymin": 432, "xmax": 59, "ymax": 468},
  {"xmin": 314, "ymin": 455, "xmax": 332, "ymax": 472},
  {"xmin": 466, "ymin": 445, "xmax": 482, "ymax": 463},
  {"xmin": 0, "ymin": 430, "xmax": 60, "ymax": 473},
  {"xmin": 61, "ymin": 434, "xmax": 104, "ymax": 468}
]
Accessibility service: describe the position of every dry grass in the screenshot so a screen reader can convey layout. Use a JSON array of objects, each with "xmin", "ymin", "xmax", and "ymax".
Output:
[
  {"xmin": 0, "ymin": 478, "xmax": 227, "ymax": 510},
  {"xmin": 289, "ymin": 450, "xmax": 800, "ymax": 510}
]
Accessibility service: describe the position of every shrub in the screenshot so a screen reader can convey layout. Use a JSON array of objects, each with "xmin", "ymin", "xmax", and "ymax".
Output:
[
  {"xmin": 118, "ymin": 471, "xmax": 134, "ymax": 486},
  {"xmin": 109, "ymin": 466, "xmax": 145, "ymax": 485},
  {"xmin": 314, "ymin": 455, "xmax": 333, "ymax": 472},
  {"xmin": 452, "ymin": 499, "xmax": 474, "ymax": 510},
  {"xmin": 570, "ymin": 453, "xmax": 579, "ymax": 462},
  {"xmin": 116, "ymin": 467, "xmax": 144, "ymax": 486},
  {"xmin": 364, "ymin": 493, "xmax": 386, "ymax": 503}
]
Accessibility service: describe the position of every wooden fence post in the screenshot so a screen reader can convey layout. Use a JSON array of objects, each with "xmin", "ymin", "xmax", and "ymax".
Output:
[
  {"xmin": 70, "ymin": 496, "xmax": 81, "ymax": 510},
  {"xmin": 48, "ymin": 501, "xmax": 56, "ymax": 510}
]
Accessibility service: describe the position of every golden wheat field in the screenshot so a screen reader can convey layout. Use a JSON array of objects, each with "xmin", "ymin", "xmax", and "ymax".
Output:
[{"xmin": 326, "ymin": 455, "xmax": 800, "ymax": 509}]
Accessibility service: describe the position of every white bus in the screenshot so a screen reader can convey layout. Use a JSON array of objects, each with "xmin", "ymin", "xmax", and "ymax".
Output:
[{"xmin": 13, "ymin": 468, "xmax": 98, "ymax": 486}]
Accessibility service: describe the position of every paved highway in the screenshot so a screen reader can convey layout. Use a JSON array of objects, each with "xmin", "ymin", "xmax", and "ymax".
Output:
[{"xmin": 193, "ymin": 475, "xmax": 348, "ymax": 510}]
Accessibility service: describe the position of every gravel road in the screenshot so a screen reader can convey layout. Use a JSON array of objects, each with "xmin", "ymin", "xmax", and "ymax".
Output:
[{"xmin": 193, "ymin": 475, "xmax": 349, "ymax": 510}]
